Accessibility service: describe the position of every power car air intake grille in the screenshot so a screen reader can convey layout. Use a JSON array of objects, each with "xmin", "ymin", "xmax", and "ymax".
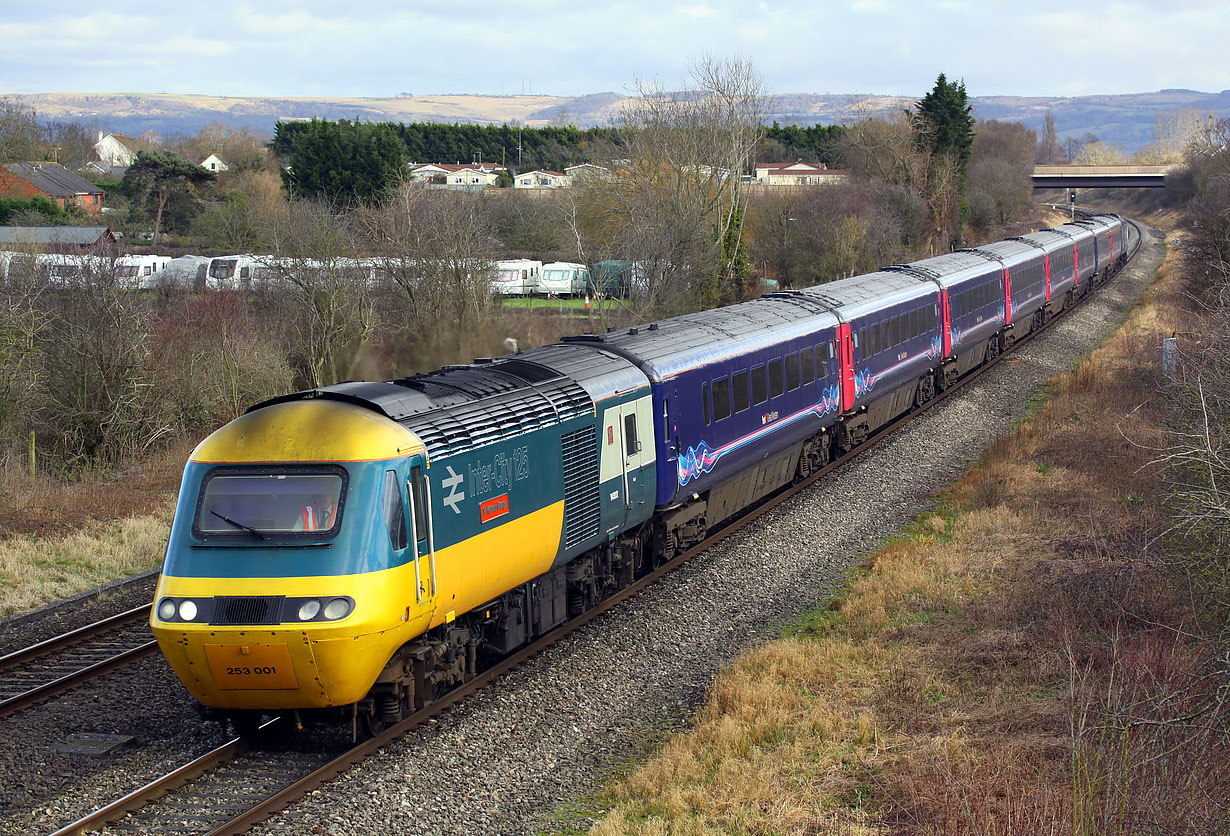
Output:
[
  {"xmin": 212, "ymin": 596, "xmax": 284, "ymax": 626},
  {"xmin": 561, "ymin": 425, "xmax": 600, "ymax": 550}
]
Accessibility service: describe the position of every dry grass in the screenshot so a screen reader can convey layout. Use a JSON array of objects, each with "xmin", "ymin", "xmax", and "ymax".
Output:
[
  {"xmin": 0, "ymin": 505, "xmax": 172, "ymax": 616},
  {"xmin": 0, "ymin": 438, "xmax": 188, "ymax": 615},
  {"xmin": 576, "ymin": 225, "xmax": 1228, "ymax": 834}
]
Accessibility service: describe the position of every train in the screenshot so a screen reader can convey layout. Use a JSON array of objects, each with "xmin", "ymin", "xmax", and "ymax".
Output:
[{"xmin": 150, "ymin": 214, "xmax": 1131, "ymax": 737}]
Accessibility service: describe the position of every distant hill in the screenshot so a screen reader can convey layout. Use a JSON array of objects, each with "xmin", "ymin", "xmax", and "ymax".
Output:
[{"xmin": 11, "ymin": 89, "xmax": 1230, "ymax": 152}]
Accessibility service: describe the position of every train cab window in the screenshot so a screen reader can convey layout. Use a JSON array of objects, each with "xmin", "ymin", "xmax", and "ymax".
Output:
[
  {"xmin": 800, "ymin": 349, "xmax": 815, "ymax": 385},
  {"xmin": 785, "ymin": 353, "xmax": 800, "ymax": 391},
  {"xmin": 768, "ymin": 359, "xmax": 784, "ymax": 398},
  {"xmin": 713, "ymin": 377, "xmax": 731, "ymax": 421},
  {"xmin": 409, "ymin": 466, "xmax": 428, "ymax": 546},
  {"xmin": 702, "ymin": 382, "xmax": 711, "ymax": 425},
  {"xmin": 751, "ymin": 365, "xmax": 767, "ymax": 405},
  {"xmin": 381, "ymin": 470, "xmax": 408, "ymax": 551},
  {"xmin": 732, "ymin": 372, "xmax": 750, "ymax": 413},
  {"xmin": 195, "ymin": 467, "xmax": 345, "ymax": 538}
]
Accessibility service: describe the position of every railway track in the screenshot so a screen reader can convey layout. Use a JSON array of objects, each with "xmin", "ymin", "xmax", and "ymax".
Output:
[
  {"xmin": 0, "ymin": 604, "xmax": 158, "ymax": 719},
  {"xmin": 44, "ymin": 216, "xmax": 1145, "ymax": 836}
]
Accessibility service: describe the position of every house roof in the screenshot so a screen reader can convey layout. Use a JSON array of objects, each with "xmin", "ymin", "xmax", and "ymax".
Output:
[
  {"xmin": 0, "ymin": 226, "xmax": 114, "ymax": 246},
  {"xmin": 415, "ymin": 163, "xmax": 507, "ymax": 173},
  {"xmin": 4, "ymin": 162, "xmax": 104, "ymax": 198},
  {"xmin": 103, "ymin": 134, "xmax": 139, "ymax": 149},
  {"xmin": 756, "ymin": 161, "xmax": 829, "ymax": 172},
  {"xmin": 518, "ymin": 170, "xmax": 564, "ymax": 177}
]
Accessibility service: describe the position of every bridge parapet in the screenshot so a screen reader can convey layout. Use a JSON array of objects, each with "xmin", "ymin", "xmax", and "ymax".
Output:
[{"xmin": 1034, "ymin": 164, "xmax": 1177, "ymax": 176}]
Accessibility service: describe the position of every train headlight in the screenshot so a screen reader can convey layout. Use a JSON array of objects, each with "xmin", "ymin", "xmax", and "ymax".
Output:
[
  {"xmin": 178, "ymin": 600, "xmax": 199, "ymax": 621},
  {"xmin": 323, "ymin": 598, "xmax": 352, "ymax": 620},
  {"xmin": 297, "ymin": 599, "xmax": 321, "ymax": 621},
  {"xmin": 157, "ymin": 598, "xmax": 177, "ymax": 621}
]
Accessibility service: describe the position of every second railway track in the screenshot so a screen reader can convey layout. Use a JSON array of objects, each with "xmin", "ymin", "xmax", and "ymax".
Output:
[{"xmin": 0, "ymin": 605, "xmax": 158, "ymax": 719}]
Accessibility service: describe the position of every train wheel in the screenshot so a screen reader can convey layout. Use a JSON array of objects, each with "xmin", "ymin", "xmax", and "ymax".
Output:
[
  {"xmin": 984, "ymin": 335, "xmax": 1001, "ymax": 365},
  {"xmin": 226, "ymin": 709, "xmax": 266, "ymax": 740},
  {"xmin": 358, "ymin": 712, "xmax": 391, "ymax": 739}
]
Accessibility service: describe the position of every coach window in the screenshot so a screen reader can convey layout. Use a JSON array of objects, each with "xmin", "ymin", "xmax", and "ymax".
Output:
[
  {"xmin": 858, "ymin": 328, "xmax": 870, "ymax": 359},
  {"xmin": 732, "ymin": 371, "xmax": 750, "ymax": 413},
  {"xmin": 712, "ymin": 378, "xmax": 731, "ymax": 421},
  {"xmin": 751, "ymin": 365, "xmax": 767, "ymax": 405},
  {"xmin": 702, "ymin": 382, "xmax": 711, "ymax": 425},
  {"xmin": 769, "ymin": 359, "xmax": 784, "ymax": 398},
  {"xmin": 785, "ymin": 353, "xmax": 800, "ymax": 391},
  {"xmin": 890, "ymin": 316, "xmax": 900, "ymax": 346},
  {"xmin": 801, "ymin": 349, "xmax": 815, "ymax": 385},
  {"xmin": 878, "ymin": 322, "xmax": 889, "ymax": 354}
]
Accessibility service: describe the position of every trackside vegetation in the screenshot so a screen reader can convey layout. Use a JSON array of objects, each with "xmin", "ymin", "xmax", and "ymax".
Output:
[{"xmin": 565, "ymin": 220, "xmax": 1229, "ymax": 833}]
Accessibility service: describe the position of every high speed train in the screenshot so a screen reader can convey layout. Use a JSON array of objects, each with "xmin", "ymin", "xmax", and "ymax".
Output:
[{"xmin": 150, "ymin": 214, "xmax": 1130, "ymax": 736}]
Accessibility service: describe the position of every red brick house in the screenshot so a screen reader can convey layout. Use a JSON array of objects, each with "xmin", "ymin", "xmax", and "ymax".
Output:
[{"xmin": 0, "ymin": 162, "xmax": 105, "ymax": 215}]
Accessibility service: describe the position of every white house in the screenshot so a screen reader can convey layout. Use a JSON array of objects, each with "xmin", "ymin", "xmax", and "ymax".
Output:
[
  {"xmin": 94, "ymin": 133, "xmax": 138, "ymax": 168},
  {"xmin": 514, "ymin": 170, "xmax": 568, "ymax": 189},
  {"xmin": 447, "ymin": 167, "xmax": 503, "ymax": 187},
  {"xmin": 200, "ymin": 154, "xmax": 230, "ymax": 173},
  {"xmin": 754, "ymin": 161, "xmax": 849, "ymax": 186},
  {"xmin": 412, "ymin": 163, "xmax": 507, "ymax": 186}
]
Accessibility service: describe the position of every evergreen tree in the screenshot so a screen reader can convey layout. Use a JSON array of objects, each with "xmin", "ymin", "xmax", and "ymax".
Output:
[
  {"xmin": 122, "ymin": 150, "xmax": 217, "ymax": 244},
  {"xmin": 912, "ymin": 73, "xmax": 975, "ymax": 247},
  {"xmin": 280, "ymin": 119, "xmax": 407, "ymax": 205}
]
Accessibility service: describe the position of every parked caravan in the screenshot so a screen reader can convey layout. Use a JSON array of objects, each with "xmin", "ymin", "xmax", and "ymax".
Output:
[
  {"xmin": 539, "ymin": 262, "xmax": 589, "ymax": 297},
  {"xmin": 205, "ymin": 254, "xmax": 271, "ymax": 290},
  {"xmin": 115, "ymin": 254, "xmax": 172, "ymax": 289},
  {"xmin": 162, "ymin": 255, "xmax": 212, "ymax": 291},
  {"xmin": 492, "ymin": 259, "xmax": 541, "ymax": 296}
]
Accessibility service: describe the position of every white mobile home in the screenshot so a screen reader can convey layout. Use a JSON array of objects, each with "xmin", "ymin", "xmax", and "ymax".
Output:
[
  {"xmin": 539, "ymin": 262, "xmax": 589, "ymax": 297},
  {"xmin": 492, "ymin": 259, "xmax": 541, "ymax": 296},
  {"xmin": 115, "ymin": 254, "xmax": 172, "ymax": 289}
]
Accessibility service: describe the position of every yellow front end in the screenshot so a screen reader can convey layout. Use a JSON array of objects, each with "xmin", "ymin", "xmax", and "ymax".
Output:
[{"xmin": 153, "ymin": 563, "xmax": 435, "ymax": 710}]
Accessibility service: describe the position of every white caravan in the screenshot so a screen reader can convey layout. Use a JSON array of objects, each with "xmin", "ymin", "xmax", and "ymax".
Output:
[
  {"xmin": 115, "ymin": 254, "xmax": 172, "ymax": 289},
  {"xmin": 492, "ymin": 259, "xmax": 541, "ymax": 296},
  {"xmin": 538, "ymin": 262, "xmax": 589, "ymax": 297}
]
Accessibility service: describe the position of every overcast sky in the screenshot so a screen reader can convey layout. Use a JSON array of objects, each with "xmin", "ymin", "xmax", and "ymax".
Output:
[{"xmin": 0, "ymin": 0, "xmax": 1224, "ymax": 99}]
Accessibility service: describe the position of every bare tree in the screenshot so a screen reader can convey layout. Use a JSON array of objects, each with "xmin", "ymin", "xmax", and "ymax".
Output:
[
  {"xmin": 1037, "ymin": 110, "xmax": 1060, "ymax": 164},
  {"xmin": 262, "ymin": 199, "xmax": 378, "ymax": 388},
  {"xmin": 572, "ymin": 54, "xmax": 765, "ymax": 317},
  {"xmin": 34, "ymin": 253, "xmax": 157, "ymax": 468},
  {"xmin": 1136, "ymin": 107, "xmax": 1205, "ymax": 164},
  {"xmin": 1074, "ymin": 140, "xmax": 1129, "ymax": 165},
  {"xmin": 0, "ymin": 265, "xmax": 44, "ymax": 464},
  {"xmin": 44, "ymin": 119, "xmax": 101, "ymax": 169},
  {"xmin": 0, "ymin": 98, "xmax": 43, "ymax": 164},
  {"xmin": 834, "ymin": 113, "xmax": 961, "ymax": 253},
  {"xmin": 967, "ymin": 120, "xmax": 1036, "ymax": 230},
  {"xmin": 359, "ymin": 184, "xmax": 498, "ymax": 364}
]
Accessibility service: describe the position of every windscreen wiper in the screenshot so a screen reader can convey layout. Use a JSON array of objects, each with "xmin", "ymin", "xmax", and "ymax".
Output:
[{"xmin": 210, "ymin": 510, "xmax": 269, "ymax": 540}]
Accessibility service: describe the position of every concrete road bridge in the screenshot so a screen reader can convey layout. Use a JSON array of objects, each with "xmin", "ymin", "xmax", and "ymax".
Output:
[{"xmin": 1032, "ymin": 164, "xmax": 1177, "ymax": 189}]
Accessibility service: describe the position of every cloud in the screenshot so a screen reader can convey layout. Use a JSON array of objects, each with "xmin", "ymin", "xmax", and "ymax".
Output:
[{"xmin": 678, "ymin": 4, "xmax": 716, "ymax": 17}]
